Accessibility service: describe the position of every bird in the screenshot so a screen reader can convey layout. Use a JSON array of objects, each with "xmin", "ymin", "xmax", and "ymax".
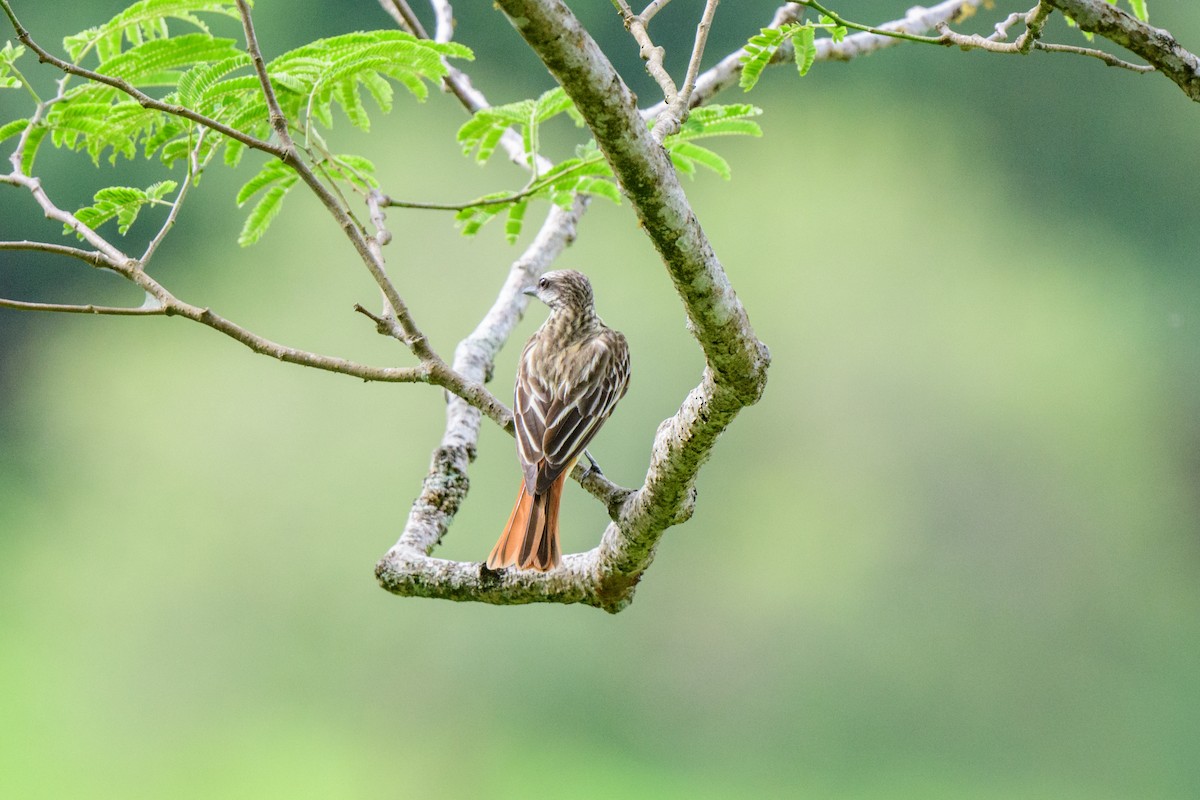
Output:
[{"xmin": 486, "ymin": 269, "xmax": 630, "ymax": 572}]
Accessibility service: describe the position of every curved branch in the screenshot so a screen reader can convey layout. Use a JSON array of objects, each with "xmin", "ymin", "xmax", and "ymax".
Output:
[
  {"xmin": 379, "ymin": 0, "xmax": 772, "ymax": 612},
  {"xmin": 376, "ymin": 199, "xmax": 625, "ymax": 584}
]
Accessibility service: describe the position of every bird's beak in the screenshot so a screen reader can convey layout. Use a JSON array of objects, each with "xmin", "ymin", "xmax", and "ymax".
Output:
[{"xmin": 522, "ymin": 286, "xmax": 538, "ymax": 297}]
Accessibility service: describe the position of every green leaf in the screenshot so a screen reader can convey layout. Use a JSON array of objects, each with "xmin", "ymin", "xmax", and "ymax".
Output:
[
  {"xmin": 0, "ymin": 41, "xmax": 26, "ymax": 88},
  {"xmin": 739, "ymin": 26, "xmax": 792, "ymax": 92},
  {"xmin": 235, "ymin": 158, "xmax": 293, "ymax": 205},
  {"xmin": 70, "ymin": 180, "xmax": 178, "ymax": 235},
  {"xmin": 268, "ymin": 31, "xmax": 472, "ymax": 133},
  {"xmin": 504, "ymin": 200, "xmax": 527, "ymax": 243},
  {"xmin": 328, "ymin": 153, "xmax": 379, "ymax": 191},
  {"xmin": 19, "ymin": 124, "xmax": 45, "ymax": 174},
  {"xmin": 63, "ymin": 0, "xmax": 242, "ymax": 62},
  {"xmin": 457, "ymin": 88, "xmax": 575, "ymax": 166},
  {"xmin": 47, "ymin": 98, "xmax": 167, "ymax": 163},
  {"xmin": 665, "ymin": 141, "xmax": 731, "ymax": 180},
  {"xmin": 0, "ymin": 117, "xmax": 29, "ymax": 144},
  {"xmin": 235, "ymin": 157, "xmax": 299, "ymax": 246},
  {"xmin": 177, "ymin": 53, "xmax": 251, "ymax": 107},
  {"xmin": 819, "ymin": 15, "xmax": 848, "ymax": 44},
  {"xmin": 0, "ymin": 41, "xmax": 24, "ymax": 66},
  {"xmin": 237, "ymin": 180, "xmax": 296, "ymax": 246},
  {"xmin": 671, "ymin": 105, "xmax": 763, "ymax": 141},
  {"xmin": 572, "ymin": 176, "xmax": 621, "ymax": 203},
  {"xmin": 796, "ymin": 25, "xmax": 817, "ymax": 77},
  {"xmin": 454, "ymin": 192, "xmax": 511, "ymax": 237},
  {"xmin": 1127, "ymin": 0, "xmax": 1148, "ymax": 21},
  {"xmin": 96, "ymin": 33, "xmax": 243, "ymax": 84}
]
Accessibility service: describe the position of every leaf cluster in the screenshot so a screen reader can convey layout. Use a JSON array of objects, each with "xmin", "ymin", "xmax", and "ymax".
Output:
[
  {"xmin": 739, "ymin": 16, "xmax": 845, "ymax": 91},
  {"xmin": 0, "ymin": 0, "xmax": 471, "ymax": 244},
  {"xmin": 69, "ymin": 181, "xmax": 178, "ymax": 236},
  {"xmin": 454, "ymin": 89, "xmax": 762, "ymax": 241},
  {"xmin": 0, "ymin": 41, "xmax": 25, "ymax": 89}
]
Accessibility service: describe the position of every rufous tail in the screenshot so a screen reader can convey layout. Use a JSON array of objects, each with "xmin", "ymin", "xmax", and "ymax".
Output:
[{"xmin": 486, "ymin": 474, "xmax": 565, "ymax": 571}]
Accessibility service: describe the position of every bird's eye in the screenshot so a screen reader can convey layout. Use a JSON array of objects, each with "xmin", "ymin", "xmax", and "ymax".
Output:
[{"xmin": 538, "ymin": 277, "xmax": 548, "ymax": 288}]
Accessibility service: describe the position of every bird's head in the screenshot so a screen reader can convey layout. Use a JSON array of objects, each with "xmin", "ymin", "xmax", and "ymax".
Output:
[{"xmin": 525, "ymin": 269, "xmax": 594, "ymax": 313}]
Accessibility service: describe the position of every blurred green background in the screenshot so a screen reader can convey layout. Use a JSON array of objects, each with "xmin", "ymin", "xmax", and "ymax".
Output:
[{"xmin": 1, "ymin": 1, "xmax": 1198, "ymax": 798}]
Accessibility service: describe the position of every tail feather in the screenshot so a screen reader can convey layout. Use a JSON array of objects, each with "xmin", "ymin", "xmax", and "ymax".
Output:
[{"xmin": 486, "ymin": 474, "xmax": 565, "ymax": 571}]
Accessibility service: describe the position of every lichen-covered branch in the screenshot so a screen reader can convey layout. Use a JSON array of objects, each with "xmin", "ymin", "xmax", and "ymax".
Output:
[
  {"xmin": 1043, "ymin": 0, "xmax": 1200, "ymax": 101},
  {"xmin": 377, "ymin": 0, "xmax": 771, "ymax": 612}
]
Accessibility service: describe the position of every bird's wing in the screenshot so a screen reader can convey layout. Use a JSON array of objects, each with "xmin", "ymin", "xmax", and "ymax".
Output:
[
  {"xmin": 514, "ymin": 341, "xmax": 551, "ymax": 492},
  {"xmin": 536, "ymin": 332, "xmax": 630, "ymax": 493}
]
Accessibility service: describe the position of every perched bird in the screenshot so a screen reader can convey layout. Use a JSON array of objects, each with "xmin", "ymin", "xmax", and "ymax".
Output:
[{"xmin": 487, "ymin": 269, "xmax": 630, "ymax": 571}]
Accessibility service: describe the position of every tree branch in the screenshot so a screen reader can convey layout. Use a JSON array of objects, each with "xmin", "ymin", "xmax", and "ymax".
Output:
[
  {"xmin": 1043, "ymin": 0, "xmax": 1200, "ymax": 101},
  {"xmin": 1, "ymin": 0, "xmax": 473, "ymax": 389},
  {"xmin": 0, "ymin": 156, "xmax": 484, "ymax": 396},
  {"xmin": 377, "ymin": 0, "xmax": 772, "ymax": 612},
  {"xmin": 615, "ymin": 0, "xmax": 679, "ymax": 108},
  {"xmin": 0, "ymin": 239, "xmax": 108, "ymax": 267},
  {"xmin": 0, "ymin": 297, "xmax": 163, "ymax": 315},
  {"xmin": 499, "ymin": 0, "xmax": 769, "ymax": 399},
  {"xmin": 673, "ymin": 0, "xmax": 719, "ymax": 122},
  {"xmin": 648, "ymin": 1, "xmax": 989, "ymax": 118}
]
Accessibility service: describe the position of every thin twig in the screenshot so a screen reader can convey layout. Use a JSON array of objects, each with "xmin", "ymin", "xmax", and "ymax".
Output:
[
  {"xmin": 0, "ymin": 240, "xmax": 107, "ymax": 267},
  {"xmin": 140, "ymin": 133, "xmax": 206, "ymax": 264},
  {"xmin": 656, "ymin": 0, "xmax": 719, "ymax": 139},
  {"xmin": 993, "ymin": 11, "xmax": 1028, "ymax": 41},
  {"xmin": 0, "ymin": 298, "xmax": 163, "ymax": 315},
  {"xmin": 1035, "ymin": 40, "xmax": 1154, "ymax": 70},
  {"xmin": 384, "ymin": 157, "xmax": 605, "ymax": 212},
  {"xmin": 934, "ymin": 19, "xmax": 1154, "ymax": 72},
  {"xmin": 799, "ymin": 0, "xmax": 945, "ymax": 46},
  {"xmin": 382, "ymin": 0, "xmax": 428, "ymax": 37},
  {"xmin": 0, "ymin": 173, "xmax": 128, "ymax": 264},
  {"xmin": 615, "ymin": 0, "xmax": 678, "ymax": 105}
]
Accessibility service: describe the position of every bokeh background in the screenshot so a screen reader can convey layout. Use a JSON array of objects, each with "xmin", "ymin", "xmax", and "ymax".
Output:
[{"xmin": 2, "ymin": 1, "xmax": 1198, "ymax": 797}]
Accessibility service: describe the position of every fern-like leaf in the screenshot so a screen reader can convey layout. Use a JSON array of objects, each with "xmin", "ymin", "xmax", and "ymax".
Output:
[
  {"xmin": 454, "ymin": 100, "xmax": 760, "ymax": 239},
  {"xmin": 0, "ymin": 41, "xmax": 25, "ymax": 89},
  {"xmin": 70, "ymin": 180, "xmax": 178, "ymax": 235},
  {"xmin": 455, "ymin": 192, "xmax": 511, "ymax": 237},
  {"xmin": 236, "ymin": 159, "xmax": 298, "ymax": 246},
  {"xmin": 97, "ymin": 33, "xmax": 243, "ymax": 85},
  {"xmin": 20, "ymin": 125, "xmax": 45, "ymax": 174},
  {"xmin": 457, "ymin": 87, "xmax": 576, "ymax": 166},
  {"xmin": 504, "ymin": 200, "xmax": 528, "ymax": 243},
  {"xmin": 795, "ymin": 25, "xmax": 817, "ymax": 77},
  {"xmin": 739, "ymin": 27, "xmax": 788, "ymax": 92},
  {"xmin": 665, "ymin": 141, "xmax": 731, "ymax": 179},
  {"xmin": 64, "ymin": 0, "xmax": 241, "ymax": 62},
  {"xmin": 266, "ymin": 31, "xmax": 472, "ymax": 132},
  {"xmin": 238, "ymin": 182, "xmax": 295, "ymax": 246},
  {"xmin": 0, "ymin": 117, "xmax": 29, "ymax": 145}
]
